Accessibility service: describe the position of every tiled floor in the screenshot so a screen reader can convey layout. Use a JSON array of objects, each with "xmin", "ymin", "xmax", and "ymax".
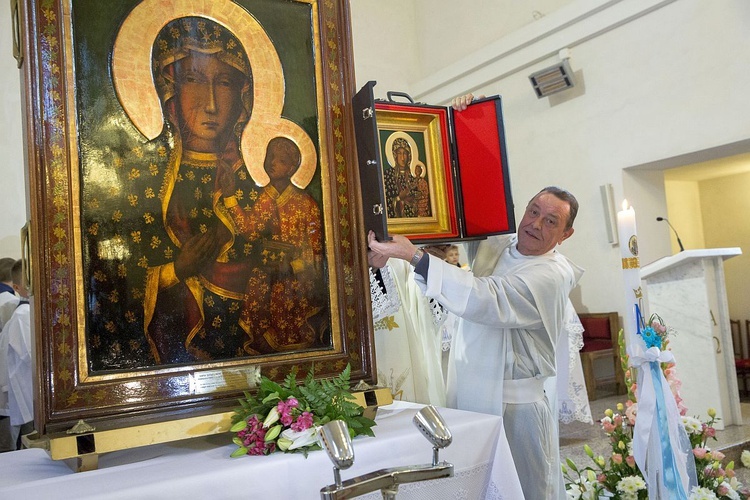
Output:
[{"xmin": 559, "ymin": 385, "xmax": 750, "ymax": 485}]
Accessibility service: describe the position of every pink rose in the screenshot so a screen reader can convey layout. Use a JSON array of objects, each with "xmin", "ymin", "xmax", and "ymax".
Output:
[
  {"xmin": 626, "ymin": 455, "xmax": 636, "ymax": 468},
  {"xmin": 712, "ymin": 450, "xmax": 725, "ymax": 461},
  {"xmin": 718, "ymin": 484, "xmax": 729, "ymax": 496},
  {"xmin": 612, "ymin": 453, "xmax": 623, "ymax": 464},
  {"xmin": 704, "ymin": 426, "xmax": 716, "ymax": 438},
  {"xmin": 693, "ymin": 448, "xmax": 707, "ymax": 459},
  {"xmin": 625, "ymin": 404, "xmax": 638, "ymax": 426},
  {"xmin": 597, "ymin": 474, "xmax": 607, "ymax": 483}
]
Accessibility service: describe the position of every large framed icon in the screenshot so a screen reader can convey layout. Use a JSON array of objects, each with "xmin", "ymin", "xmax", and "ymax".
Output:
[{"xmin": 17, "ymin": 0, "xmax": 375, "ymax": 438}]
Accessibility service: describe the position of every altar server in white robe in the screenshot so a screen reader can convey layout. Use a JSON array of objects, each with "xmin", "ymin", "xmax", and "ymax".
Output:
[
  {"xmin": 369, "ymin": 256, "xmax": 446, "ymax": 406},
  {"xmin": 0, "ymin": 257, "xmax": 19, "ymax": 452},
  {"xmin": 368, "ymin": 186, "xmax": 583, "ymax": 500},
  {"xmin": 4, "ymin": 259, "xmax": 33, "ymax": 449}
]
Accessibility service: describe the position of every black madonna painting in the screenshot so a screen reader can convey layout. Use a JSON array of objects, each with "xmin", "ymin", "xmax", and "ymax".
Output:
[
  {"xmin": 381, "ymin": 132, "xmax": 432, "ymax": 220},
  {"xmin": 79, "ymin": 1, "xmax": 331, "ymax": 371},
  {"xmin": 21, "ymin": 0, "xmax": 371, "ymax": 435}
]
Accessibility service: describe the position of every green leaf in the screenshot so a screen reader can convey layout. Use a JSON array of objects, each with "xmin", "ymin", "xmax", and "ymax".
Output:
[{"xmin": 262, "ymin": 392, "xmax": 280, "ymax": 404}]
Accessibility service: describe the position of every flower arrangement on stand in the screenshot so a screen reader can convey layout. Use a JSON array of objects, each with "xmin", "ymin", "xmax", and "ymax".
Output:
[
  {"xmin": 229, "ymin": 364, "xmax": 376, "ymax": 457},
  {"xmin": 564, "ymin": 315, "xmax": 750, "ymax": 500}
]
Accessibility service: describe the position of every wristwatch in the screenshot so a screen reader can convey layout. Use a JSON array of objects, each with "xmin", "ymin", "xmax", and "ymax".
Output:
[{"xmin": 410, "ymin": 248, "xmax": 424, "ymax": 267}]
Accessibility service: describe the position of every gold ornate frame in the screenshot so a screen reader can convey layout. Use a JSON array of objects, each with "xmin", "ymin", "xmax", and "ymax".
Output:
[
  {"xmin": 375, "ymin": 102, "xmax": 459, "ymax": 241},
  {"xmin": 17, "ymin": 0, "xmax": 374, "ymax": 435}
]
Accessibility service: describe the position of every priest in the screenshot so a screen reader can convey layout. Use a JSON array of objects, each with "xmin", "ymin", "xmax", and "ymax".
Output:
[{"xmin": 367, "ymin": 186, "xmax": 583, "ymax": 499}]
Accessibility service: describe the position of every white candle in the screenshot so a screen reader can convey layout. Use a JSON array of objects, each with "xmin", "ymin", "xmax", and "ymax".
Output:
[{"xmin": 617, "ymin": 200, "xmax": 642, "ymax": 349}]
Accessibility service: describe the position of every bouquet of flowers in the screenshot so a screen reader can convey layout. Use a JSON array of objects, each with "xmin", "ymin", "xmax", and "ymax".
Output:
[
  {"xmin": 564, "ymin": 404, "xmax": 750, "ymax": 499},
  {"xmin": 564, "ymin": 315, "xmax": 750, "ymax": 499},
  {"xmin": 229, "ymin": 364, "xmax": 376, "ymax": 457}
]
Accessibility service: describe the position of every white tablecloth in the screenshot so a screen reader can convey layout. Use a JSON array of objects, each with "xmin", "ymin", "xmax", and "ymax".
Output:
[{"xmin": 0, "ymin": 402, "xmax": 523, "ymax": 499}]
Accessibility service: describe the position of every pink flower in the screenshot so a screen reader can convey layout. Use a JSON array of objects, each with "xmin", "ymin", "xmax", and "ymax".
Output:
[
  {"xmin": 597, "ymin": 474, "xmax": 607, "ymax": 483},
  {"xmin": 277, "ymin": 397, "xmax": 300, "ymax": 426},
  {"xmin": 238, "ymin": 415, "xmax": 275, "ymax": 455},
  {"xmin": 613, "ymin": 415, "xmax": 623, "ymax": 427},
  {"xmin": 693, "ymin": 448, "xmax": 707, "ymax": 459},
  {"xmin": 626, "ymin": 455, "xmax": 636, "ymax": 468},
  {"xmin": 612, "ymin": 453, "xmax": 623, "ymax": 464},
  {"xmin": 704, "ymin": 425, "xmax": 716, "ymax": 438},
  {"xmin": 625, "ymin": 403, "xmax": 638, "ymax": 426},
  {"xmin": 652, "ymin": 321, "xmax": 667, "ymax": 334},
  {"xmin": 718, "ymin": 484, "xmax": 730, "ymax": 496},
  {"xmin": 712, "ymin": 450, "xmax": 726, "ymax": 461},
  {"xmin": 291, "ymin": 411, "xmax": 314, "ymax": 432},
  {"xmin": 602, "ymin": 420, "xmax": 616, "ymax": 433}
]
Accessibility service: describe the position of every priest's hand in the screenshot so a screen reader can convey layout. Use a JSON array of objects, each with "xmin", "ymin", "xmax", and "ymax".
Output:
[
  {"xmin": 367, "ymin": 249, "xmax": 389, "ymax": 269},
  {"xmin": 367, "ymin": 231, "xmax": 417, "ymax": 262},
  {"xmin": 451, "ymin": 93, "xmax": 486, "ymax": 111}
]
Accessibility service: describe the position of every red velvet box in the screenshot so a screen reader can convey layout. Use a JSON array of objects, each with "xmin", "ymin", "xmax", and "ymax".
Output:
[{"xmin": 353, "ymin": 82, "xmax": 515, "ymax": 243}]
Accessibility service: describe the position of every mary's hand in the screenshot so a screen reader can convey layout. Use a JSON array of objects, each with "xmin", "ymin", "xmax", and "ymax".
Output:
[{"xmin": 175, "ymin": 230, "xmax": 221, "ymax": 281}]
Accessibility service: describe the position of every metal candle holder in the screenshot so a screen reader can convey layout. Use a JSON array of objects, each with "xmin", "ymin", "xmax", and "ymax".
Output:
[{"xmin": 319, "ymin": 405, "xmax": 453, "ymax": 499}]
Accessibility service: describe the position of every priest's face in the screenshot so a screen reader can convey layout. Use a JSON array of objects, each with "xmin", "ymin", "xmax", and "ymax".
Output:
[{"xmin": 516, "ymin": 192, "xmax": 574, "ymax": 256}]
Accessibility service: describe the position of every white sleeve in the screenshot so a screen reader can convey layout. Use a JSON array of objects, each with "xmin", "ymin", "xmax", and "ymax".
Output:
[{"xmin": 415, "ymin": 254, "xmax": 544, "ymax": 329}]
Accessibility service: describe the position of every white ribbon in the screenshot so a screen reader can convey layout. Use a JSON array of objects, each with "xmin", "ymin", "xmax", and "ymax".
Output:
[{"xmin": 629, "ymin": 343, "xmax": 697, "ymax": 499}]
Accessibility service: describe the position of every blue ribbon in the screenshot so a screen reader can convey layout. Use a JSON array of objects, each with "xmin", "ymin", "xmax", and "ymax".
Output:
[
  {"xmin": 635, "ymin": 303, "xmax": 643, "ymax": 336},
  {"xmin": 649, "ymin": 361, "xmax": 688, "ymax": 498}
]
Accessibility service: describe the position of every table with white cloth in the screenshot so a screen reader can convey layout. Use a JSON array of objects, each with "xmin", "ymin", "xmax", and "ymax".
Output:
[{"xmin": 0, "ymin": 402, "xmax": 523, "ymax": 499}]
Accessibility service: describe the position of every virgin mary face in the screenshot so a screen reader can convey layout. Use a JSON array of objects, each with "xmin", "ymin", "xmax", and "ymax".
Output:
[{"xmin": 173, "ymin": 52, "xmax": 246, "ymax": 152}]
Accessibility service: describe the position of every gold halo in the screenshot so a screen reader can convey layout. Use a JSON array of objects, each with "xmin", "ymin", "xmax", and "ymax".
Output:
[
  {"xmin": 384, "ymin": 131, "xmax": 421, "ymax": 175},
  {"xmin": 413, "ymin": 161, "xmax": 426, "ymax": 177},
  {"xmin": 112, "ymin": 0, "xmax": 284, "ymax": 142},
  {"xmin": 245, "ymin": 119, "xmax": 317, "ymax": 189}
]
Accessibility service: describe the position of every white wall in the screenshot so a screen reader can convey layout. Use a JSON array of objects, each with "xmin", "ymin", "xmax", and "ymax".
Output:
[
  {"xmin": 351, "ymin": 0, "xmax": 750, "ymax": 323},
  {"xmin": 0, "ymin": 5, "xmax": 26, "ymax": 259}
]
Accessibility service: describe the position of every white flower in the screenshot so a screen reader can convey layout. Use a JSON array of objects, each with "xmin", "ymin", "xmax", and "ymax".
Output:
[
  {"xmin": 718, "ymin": 481, "xmax": 741, "ymax": 500},
  {"xmin": 565, "ymin": 477, "xmax": 599, "ymax": 500},
  {"xmin": 616, "ymin": 475, "xmax": 646, "ymax": 495},
  {"xmin": 280, "ymin": 426, "xmax": 320, "ymax": 450},
  {"xmin": 681, "ymin": 416, "xmax": 703, "ymax": 435},
  {"xmin": 741, "ymin": 449, "xmax": 750, "ymax": 468},
  {"xmin": 688, "ymin": 486, "xmax": 719, "ymax": 500},
  {"xmin": 565, "ymin": 487, "xmax": 581, "ymax": 500},
  {"xmin": 262, "ymin": 406, "xmax": 280, "ymax": 428}
]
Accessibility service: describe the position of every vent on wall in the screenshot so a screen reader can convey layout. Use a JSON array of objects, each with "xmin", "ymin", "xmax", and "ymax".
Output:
[{"xmin": 529, "ymin": 59, "xmax": 576, "ymax": 98}]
